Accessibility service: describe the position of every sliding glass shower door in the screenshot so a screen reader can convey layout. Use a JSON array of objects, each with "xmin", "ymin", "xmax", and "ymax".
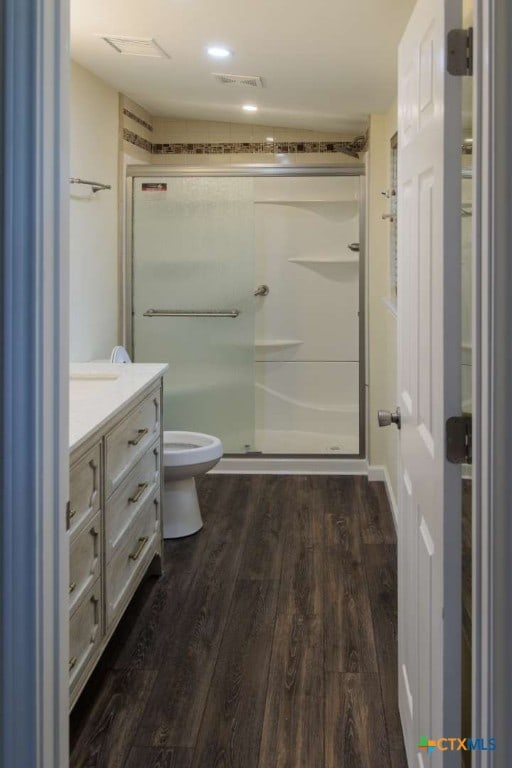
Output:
[{"xmin": 132, "ymin": 176, "xmax": 256, "ymax": 453}]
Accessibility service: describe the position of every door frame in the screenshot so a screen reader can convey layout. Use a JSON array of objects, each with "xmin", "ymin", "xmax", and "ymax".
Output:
[
  {"xmin": 1, "ymin": 0, "xmax": 69, "ymax": 766},
  {"xmin": 2, "ymin": 0, "xmax": 511, "ymax": 766},
  {"xmin": 472, "ymin": 0, "xmax": 512, "ymax": 762}
]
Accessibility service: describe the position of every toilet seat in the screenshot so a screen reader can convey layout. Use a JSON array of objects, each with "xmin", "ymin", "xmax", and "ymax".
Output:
[
  {"xmin": 162, "ymin": 431, "xmax": 223, "ymax": 538},
  {"xmin": 163, "ymin": 431, "xmax": 223, "ymax": 467}
]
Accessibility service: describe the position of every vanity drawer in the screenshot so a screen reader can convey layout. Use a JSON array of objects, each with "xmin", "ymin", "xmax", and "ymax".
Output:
[
  {"xmin": 69, "ymin": 444, "xmax": 101, "ymax": 536},
  {"xmin": 105, "ymin": 439, "xmax": 161, "ymax": 561},
  {"xmin": 106, "ymin": 494, "xmax": 160, "ymax": 627},
  {"xmin": 69, "ymin": 579, "xmax": 102, "ymax": 695},
  {"xmin": 69, "ymin": 512, "xmax": 102, "ymax": 614},
  {"xmin": 105, "ymin": 387, "xmax": 160, "ymax": 497}
]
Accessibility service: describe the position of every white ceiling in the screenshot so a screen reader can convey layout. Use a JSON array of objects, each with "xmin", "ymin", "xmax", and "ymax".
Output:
[{"xmin": 70, "ymin": 0, "xmax": 416, "ymax": 133}]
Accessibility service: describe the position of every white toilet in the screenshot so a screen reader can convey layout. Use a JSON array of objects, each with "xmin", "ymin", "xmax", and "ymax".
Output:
[{"xmin": 163, "ymin": 431, "xmax": 223, "ymax": 538}]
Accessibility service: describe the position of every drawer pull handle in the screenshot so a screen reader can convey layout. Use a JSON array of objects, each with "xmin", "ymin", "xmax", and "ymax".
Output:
[
  {"xmin": 129, "ymin": 482, "xmax": 149, "ymax": 504},
  {"xmin": 69, "ymin": 582, "xmax": 77, "ymax": 594},
  {"xmin": 69, "ymin": 656, "xmax": 77, "ymax": 671},
  {"xmin": 129, "ymin": 536, "xmax": 149, "ymax": 562},
  {"xmin": 128, "ymin": 428, "xmax": 149, "ymax": 446}
]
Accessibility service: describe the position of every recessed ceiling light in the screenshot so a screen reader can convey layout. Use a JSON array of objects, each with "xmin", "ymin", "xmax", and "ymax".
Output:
[
  {"xmin": 243, "ymin": 104, "xmax": 258, "ymax": 112},
  {"xmin": 266, "ymin": 136, "xmax": 274, "ymax": 142},
  {"xmin": 207, "ymin": 46, "xmax": 232, "ymax": 59}
]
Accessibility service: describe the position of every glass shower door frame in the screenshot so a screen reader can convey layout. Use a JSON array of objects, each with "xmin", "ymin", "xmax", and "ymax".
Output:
[{"xmin": 123, "ymin": 164, "xmax": 367, "ymax": 459}]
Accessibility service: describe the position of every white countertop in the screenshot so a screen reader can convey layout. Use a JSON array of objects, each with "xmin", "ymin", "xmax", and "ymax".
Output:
[{"xmin": 69, "ymin": 362, "xmax": 168, "ymax": 452}]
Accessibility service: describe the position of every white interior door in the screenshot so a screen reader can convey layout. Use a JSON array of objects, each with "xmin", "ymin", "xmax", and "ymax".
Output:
[{"xmin": 397, "ymin": 0, "xmax": 462, "ymax": 764}]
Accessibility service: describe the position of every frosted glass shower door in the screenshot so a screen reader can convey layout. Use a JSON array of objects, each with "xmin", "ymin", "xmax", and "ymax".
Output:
[{"xmin": 132, "ymin": 176, "xmax": 256, "ymax": 453}]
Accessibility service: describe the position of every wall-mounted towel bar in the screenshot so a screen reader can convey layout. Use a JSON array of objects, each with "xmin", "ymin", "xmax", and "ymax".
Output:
[
  {"xmin": 143, "ymin": 309, "xmax": 240, "ymax": 318},
  {"xmin": 70, "ymin": 177, "xmax": 112, "ymax": 193}
]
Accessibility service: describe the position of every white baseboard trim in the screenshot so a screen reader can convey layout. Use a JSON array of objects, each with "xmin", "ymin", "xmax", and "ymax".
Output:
[
  {"xmin": 367, "ymin": 465, "xmax": 386, "ymax": 482},
  {"xmin": 213, "ymin": 457, "xmax": 369, "ymax": 475},
  {"xmin": 367, "ymin": 464, "xmax": 399, "ymax": 532}
]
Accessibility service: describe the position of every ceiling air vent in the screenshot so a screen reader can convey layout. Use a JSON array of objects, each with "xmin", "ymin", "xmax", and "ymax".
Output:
[
  {"xmin": 212, "ymin": 73, "xmax": 264, "ymax": 88},
  {"xmin": 101, "ymin": 36, "xmax": 170, "ymax": 58}
]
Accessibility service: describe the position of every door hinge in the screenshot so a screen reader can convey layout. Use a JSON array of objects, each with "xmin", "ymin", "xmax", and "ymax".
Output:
[
  {"xmin": 446, "ymin": 415, "xmax": 472, "ymax": 464},
  {"xmin": 66, "ymin": 500, "xmax": 71, "ymax": 531},
  {"xmin": 447, "ymin": 27, "xmax": 473, "ymax": 76}
]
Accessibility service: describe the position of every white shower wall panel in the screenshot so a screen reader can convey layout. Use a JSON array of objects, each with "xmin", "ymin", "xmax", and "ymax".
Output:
[
  {"xmin": 254, "ymin": 185, "xmax": 359, "ymax": 361},
  {"xmin": 253, "ymin": 175, "xmax": 360, "ymax": 203},
  {"xmin": 253, "ymin": 174, "xmax": 361, "ymax": 454},
  {"xmin": 254, "ymin": 248, "xmax": 359, "ymax": 361},
  {"xmin": 255, "ymin": 362, "xmax": 359, "ymax": 454}
]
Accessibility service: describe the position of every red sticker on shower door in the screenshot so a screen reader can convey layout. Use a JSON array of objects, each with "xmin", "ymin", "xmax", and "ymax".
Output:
[{"xmin": 141, "ymin": 183, "xmax": 167, "ymax": 192}]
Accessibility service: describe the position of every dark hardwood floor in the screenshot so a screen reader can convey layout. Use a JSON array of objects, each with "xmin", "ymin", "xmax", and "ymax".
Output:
[{"xmin": 70, "ymin": 475, "xmax": 407, "ymax": 768}]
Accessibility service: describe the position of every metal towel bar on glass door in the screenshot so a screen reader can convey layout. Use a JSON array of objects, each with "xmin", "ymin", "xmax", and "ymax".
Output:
[{"xmin": 143, "ymin": 308, "xmax": 240, "ymax": 318}]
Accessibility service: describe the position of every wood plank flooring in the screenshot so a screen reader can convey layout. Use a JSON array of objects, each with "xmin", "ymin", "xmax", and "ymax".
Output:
[{"xmin": 70, "ymin": 475, "xmax": 407, "ymax": 768}]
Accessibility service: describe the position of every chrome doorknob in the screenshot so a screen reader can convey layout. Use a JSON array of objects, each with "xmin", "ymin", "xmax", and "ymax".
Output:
[{"xmin": 378, "ymin": 407, "xmax": 401, "ymax": 430}]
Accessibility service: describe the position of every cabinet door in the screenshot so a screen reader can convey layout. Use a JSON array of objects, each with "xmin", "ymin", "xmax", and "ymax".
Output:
[
  {"xmin": 105, "ymin": 439, "xmax": 160, "ymax": 561},
  {"xmin": 69, "ymin": 444, "xmax": 101, "ymax": 536},
  {"xmin": 105, "ymin": 388, "xmax": 160, "ymax": 496},
  {"xmin": 106, "ymin": 494, "xmax": 160, "ymax": 626},
  {"xmin": 69, "ymin": 579, "xmax": 102, "ymax": 699},
  {"xmin": 69, "ymin": 512, "xmax": 101, "ymax": 614}
]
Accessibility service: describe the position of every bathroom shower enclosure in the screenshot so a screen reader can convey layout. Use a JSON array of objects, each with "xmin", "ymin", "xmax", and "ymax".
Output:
[{"xmin": 124, "ymin": 166, "xmax": 365, "ymax": 458}]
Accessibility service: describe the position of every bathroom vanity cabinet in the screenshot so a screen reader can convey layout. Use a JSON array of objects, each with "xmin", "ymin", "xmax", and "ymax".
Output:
[{"xmin": 68, "ymin": 365, "xmax": 167, "ymax": 709}]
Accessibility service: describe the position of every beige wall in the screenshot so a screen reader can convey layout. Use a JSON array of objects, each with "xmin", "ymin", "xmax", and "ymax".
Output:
[
  {"xmin": 152, "ymin": 116, "xmax": 360, "ymax": 144},
  {"xmin": 70, "ymin": 62, "xmax": 119, "ymax": 361},
  {"xmin": 367, "ymin": 105, "xmax": 399, "ymax": 503},
  {"xmin": 119, "ymin": 99, "xmax": 364, "ymax": 168},
  {"xmin": 143, "ymin": 150, "xmax": 362, "ymax": 168},
  {"xmin": 151, "ymin": 117, "xmax": 363, "ymax": 167}
]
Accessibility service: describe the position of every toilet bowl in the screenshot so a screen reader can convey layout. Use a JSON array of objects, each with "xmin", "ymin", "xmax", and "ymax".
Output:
[{"xmin": 163, "ymin": 431, "xmax": 223, "ymax": 538}]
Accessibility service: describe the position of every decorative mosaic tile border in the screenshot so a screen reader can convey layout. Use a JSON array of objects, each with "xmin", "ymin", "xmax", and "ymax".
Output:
[
  {"xmin": 123, "ymin": 128, "xmax": 153, "ymax": 153},
  {"xmin": 152, "ymin": 140, "xmax": 363, "ymax": 156},
  {"xmin": 124, "ymin": 129, "xmax": 368, "ymax": 159},
  {"xmin": 123, "ymin": 108, "xmax": 153, "ymax": 133}
]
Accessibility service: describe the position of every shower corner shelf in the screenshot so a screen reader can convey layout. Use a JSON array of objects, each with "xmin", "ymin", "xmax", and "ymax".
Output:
[
  {"xmin": 254, "ymin": 339, "xmax": 303, "ymax": 349},
  {"xmin": 288, "ymin": 255, "xmax": 359, "ymax": 264}
]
